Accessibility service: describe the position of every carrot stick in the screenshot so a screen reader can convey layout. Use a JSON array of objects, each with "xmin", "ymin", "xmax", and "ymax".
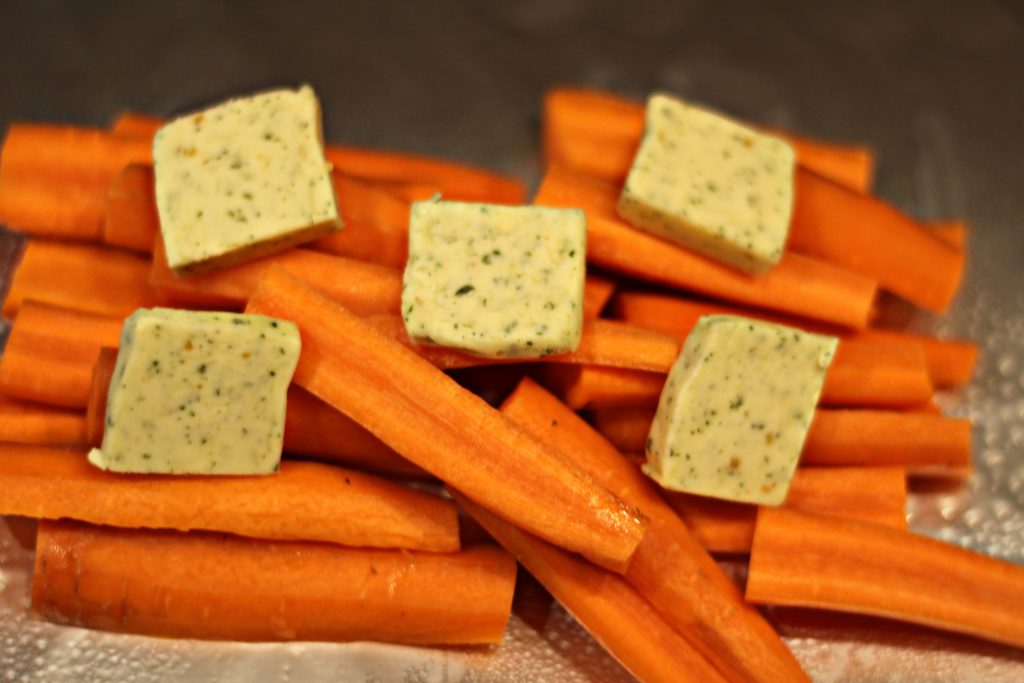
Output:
[
  {"xmin": 543, "ymin": 87, "xmax": 875, "ymax": 192},
  {"xmin": 862, "ymin": 329, "xmax": 978, "ymax": 388},
  {"xmin": 535, "ymin": 164, "xmax": 877, "ymax": 330},
  {"xmin": 0, "ymin": 302, "xmax": 123, "ymax": 409},
  {"xmin": 452, "ymin": 492, "xmax": 728, "ymax": 683},
  {"xmin": 746, "ymin": 508, "xmax": 1024, "ymax": 649},
  {"xmin": 583, "ymin": 274, "xmax": 615, "ymax": 319},
  {"xmin": 544, "ymin": 364, "xmax": 666, "ymax": 410},
  {"xmin": 103, "ymin": 163, "xmax": 158, "ymax": 252},
  {"xmin": 150, "ymin": 236, "xmax": 403, "ymax": 316},
  {"xmin": 0, "ymin": 445, "xmax": 457, "ymax": 551},
  {"xmin": 927, "ymin": 219, "xmax": 968, "ymax": 249},
  {"xmin": 0, "ymin": 124, "xmax": 152, "ymax": 185},
  {"xmin": 311, "ymin": 174, "xmax": 411, "ymax": 268},
  {"xmin": 85, "ymin": 347, "xmax": 118, "ymax": 446},
  {"xmin": 245, "ymin": 265, "xmax": 647, "ymax": 573},
  {"xmin": 499, "ymin": 378, "xmax": 809, "ymax": 683},
  {"xmin": 363, "ymin": 315, "xmax": 681, "ymax": 373},
  {"xmin": 3, "ymin": 240, "xmax": 155, "ymax": 318},
  {"xmin": 33, "ymin": 520, "xmax": 515, "ymax": 644},
  {"xmin": 0, "ymin": 396, "xmax": 88, "ymax": 447},
  {"xmin": 109, "ymin": 112, "xmax": 165, "ymax": 138},
  {"xmin": 324, "ymin": 146, "xmax": 526, "ymax": 205},
  {"xmin": 0, "ymin": 173, "xmax": 109, "ymax": 241},
  {"xmin": 665, "ymin": 467, "xmax": 907, "ymax": 554},
  {"xmin": 802, "ymin": 409, "xmax": 972, "ymax": 475},
  {"xmin": 789, "ymin": 168, "xmax": 965, "ymax": 313}
]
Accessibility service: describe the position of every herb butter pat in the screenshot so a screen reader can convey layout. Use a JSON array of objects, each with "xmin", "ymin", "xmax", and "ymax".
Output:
[
  {"xmin": 87, "ymin": 308, "xmax": 300, "ymax": 475},
  {"xmin": 402, "ymin": 201, "xmax": 586, "ymax": 358},
  {"xmin": 618, "ymin": 93, "xmax": 795, "ymax": 274},
  {"xmin": 644, "ymin": 315, "xmax": 837, "ymax": 505},
  {"xmin": 153, "ymin": 85, "xmax": 341, "ymax": 275}
]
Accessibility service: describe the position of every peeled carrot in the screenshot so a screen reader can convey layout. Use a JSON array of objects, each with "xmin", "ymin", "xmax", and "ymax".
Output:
[
  {"xmin": 666, "ymin": 467, "xmax": 907, "ymax": 554},
  {"xmin": 802, "ymin": 409, "xmax": 972, "ymax": 475},
  {"xmin": 3, "ymin": 240, "xmax": 155, "ymax": 318},
  {"xmin": 109, "ymin": 112, "xmax": 165, "ymax": 138},
  {"xmin": 746, "ymin": 508, "xmax": 1024, "ymax": 649},
  {"xmin": 535, "ymin": 164, "xmax": 877, "ymax": 330},
  {"xmin": 0, "ymin": 445, "xmax": 457, "ymax": 551},
  {"xmin": 324, "ymin": 146, "xmax": 526, "ymax": 205},
  {"xmin": 33, "ymin": 520, "xmax": 515, "ymax": 644},
  {"xmin": 85, "ymin": 347, "xmax": 118, "ymax": 446},
  {"xmin": 583, "ymin": 274, "xmax": 615, "ymax": 319},
  {"xmin": 311, "ymin": 174, "xmax": 411, "ymax": 268},
  {"xmin": 789, "ymin": 168, "xmax": 965, "ymax": 313},
  {"xmin": 245, "ymin": 266, "xmax": 647, "ymax": 573},
  {"xmin": 499, "ymin": 378, "xmax": 809, "ymax": 683},
  {"xmin": 150, "ymin": 236, "xmax": 404, "ymax": 316},
  {"xmin": 927, "ymin": 219, "xmax": 968, "ymax": 249},
  {"xmin": 103, "ymin": 163, "xmax": 158, "ymax": 252},
  {"xmin": 0, "ymin": 173, "xmax": 109, "ymax": 241},
  {"xmin": 543, "ymin": 87, "xmax": 875, "ymax": 192},
  {"xmin": 862, "ymin": 329, "xmax": 978, "ymax": 388},
  {"xmin": 0, "ymin": 302, "xmax": 122, "ymax": 409},
  {"xmin": 544, "ymin": 364, "xmax": 666, "ymax": 410},
  {"xmin": 0, "ymin": 124, "xmax": 152, "ymax": 185},
  {"xmin": 453, "ymin": 492, "xmax": 728, "ymax": 683},
  {"xmin": 0, "ymin": 396, "xmax": 88, "ymax": 447}
]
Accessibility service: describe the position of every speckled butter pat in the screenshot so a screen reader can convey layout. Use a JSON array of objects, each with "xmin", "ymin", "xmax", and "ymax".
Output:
[
  {"xmin": 618, "ymin": 93, "xmax": 795, "ymax": 274},
  {"xmin": 88, "ymin": 308, "xmax": 300, "ymax": 475},
  {"xmin": 153, "ymin": 85, "xmax": 341, "ymax": 275},
  {"xmin": 644, "ymin": 315, "xmax": 837, "ymax": 505},
  {"xmin": 402, "ymin": 201, "xmax": 586, "ymax": 358}
]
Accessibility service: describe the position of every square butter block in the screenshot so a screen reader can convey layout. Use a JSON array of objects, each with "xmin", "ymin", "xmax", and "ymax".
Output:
[
  {"xmin": 88, "ymin": 308, "xmax": 300, "ymax": 475},
  {"xmin": 153, "ymin": 85, "xmax": 341, "ymax": 275},
  {"xmin": 402, "ymin": 201, "xmax": 586, "ymax": 358},
  {"xmin": 618, "ymin": 93, "xmax": 796, "ymax": 274},
  {"xmin": 644, "ymin": 315, "xmax": 837, "ymax": 505}
]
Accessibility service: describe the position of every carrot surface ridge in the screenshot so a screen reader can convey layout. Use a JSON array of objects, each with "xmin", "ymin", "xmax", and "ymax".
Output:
[
  {"xmin": 747, "ymin": 508, "xmax": 1024, "ymax": 649},
  {"xmin": 0, "ymin": 396, "xmax": 88, "ymax": 447},
  {"xmin": 33, "ymin": 520, "xmax": 515, "ymax": 645},
  {"xmin": 244, "ymin": 265, "xmax": 647, "ymax": 573}
]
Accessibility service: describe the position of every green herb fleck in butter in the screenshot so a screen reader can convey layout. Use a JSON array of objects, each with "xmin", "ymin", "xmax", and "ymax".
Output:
[
  {"xmin": 88, "ymin": 308, "xmax": 300, "ymax": 475},
  {"xmin": 643, "ymin": 315, "xmax": 837, "ymax": 505},
  {"xmin": 402, "ymin": 200, "xmax": 586, "ymax": 358},
  {"xmin": 618, "ymin": 93, "xmax": 795, "ymax": 274},
  {"xmin": 153, "ymin": 85, "xmax": 341, "ymax": 275}
]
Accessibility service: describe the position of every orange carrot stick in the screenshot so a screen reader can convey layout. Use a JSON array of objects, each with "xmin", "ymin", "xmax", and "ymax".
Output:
[
  {"xmin": 311, "ymin": 174, "xmax": 411, "ymax": 268},
  {"xmin": 583, "ymin": 274, "xmax": 616, "ymax": 319},
  {"xmin": 499, "ymin": 378, "xmax": 809, "ymax": 683},
  {"xmin": 85, "ymin": 347, "xmax": 118, "ymax": 446},
  {"xmin": 0, "ymin": 396, "xmax": 88, "ymax": 447},
  {"xmin": 0, "ymin": 302, "xmax": 123, "ymax": 409},
  {"xmin": 150, "ymin": 236, "xmax": 403, "ymax": 316},
  {"xmin": 789, "ymin": 168, "xmax": 965, "ymax": 313},
  {"xmin": 543, "ymin": 87, "xmax": 875, "ymax": 192},
  {"xmin": 862, "ymin": 329, "xmax": 978, "ymax": 388},
  {"xmin": 0, "ymin": 124, "xmax": 152, "ymax": 185},
  {"xmin": 103, "ymin": 163, "xmax": 158, "ymax": 252},
  {"xmin": 544, "ymin": 364, "xmax": 666, "ymax": 410},
  {"xmin": 746, "ymin": 508, "xmax": 1024, "ymax": 649},
  {"xmin": 109, "ymin": 112, "xmax": 165, "ymax": 138},
  {"xmin": 665, "ymin": 467, "xmax": 907, "ymax": 554},
  {"xmin": 3, "ymin": 240, "xmax": 155, "ymax": 318},
  {"xmin": 0, "ymin": 445, "xmax": 457, "ymax": 551},
  {"xmin": 453, "ymin": 492, "xmax": 728, "ymax": 683},
  {"xmin": 359, "ymin": 179, "xmax": 444, "ymax": 202},
  {"xmin": 324, "ymin": 146, "xmax": 526, "ymax": 205},
  {"xmin": 927, "ymin": 219, "xmax": 968, "ymax": 249},
  {"xmin": 536, "ymin": 164, "xmax": 877, "ymax": 330},
  {"xmin": 33, "ymin": 520, "xmax": 515, "ymax": 644},
  {"xmin": 0, "ymin": 173, "xmax": 109, "ymax": 241},
  {"xmin": 245, "ymin": 266, "xmax": 647, "ymax": 573}
]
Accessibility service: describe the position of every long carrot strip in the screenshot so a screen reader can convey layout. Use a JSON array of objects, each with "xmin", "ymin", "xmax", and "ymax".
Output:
[
  {"xmin": 0, "ymin": 396, "xmax": 88, "ymax": 447},
  {"xmin": 103, "ymin": 163, "xmax": 158, "ymax": 252},
  {"xmin": 746, "ymin": 508, "xmax": 1024, "ymax": 649},
  {"xmin": 33, "ymin": 520, "xmax": 515, "ymax": 644},
  {"xmin": 862, "ymin": 329, "xmax": 978, "ymax": 388},
  {"xmin": 3, "ymin": 240, "xmax": 155, "ymax": 318},
  {"xmin": 499, "ymin": 378, "xmax": 809, "ymax": 683},
  {"xmin": 927, "ymin": 219, "xmax": 968, "ymax": 249},
  {"xmin": 0, "ymin": 174, "xmax": 109, "ymax": 241},
  {"xmin": 109, "ymin": 112, "xmax": 165, "ymax": 138},
  {"xmin": 544, "ymin": 365, "xmax": 666, "ymax": 410},
  {"xmin": 0, "ymin": 445, "xmax": 456, "ymax": 551},
  {"xmin": 543, "ymin": 87, "xmax": 875, "ymax": 192},
  {"xmin": 311, "ymin": 174, "xmax": 411, "ymax": 268},
  {"xmin": 363, "ymin": 315, "xmax": 680, "ymax": 373},
  {"xmin": 583, "ymin": 274, "xmax": 616, "ymax": 320},
  {"xmin": 0, "ymin": 124, "xmax": 152, "ymax": 184},
  {"xmin": 359, "ymin": 178, "xmax": 444, "ymax": 202},
  {"xmin": 535, "ymin": 164, "xmax": 877, "ymax": 330},
  {"xmin": 245, "ymin": 266, "xmax": 647, "ymax": 573},
  {"xmin": 150, "ymin": 236, "xmax": 403, "ymax": 316},
  {"xmin": 452, "ymin": 492, "xmax": 727, "ymax": 683},
  {"xmin": 666, "ymin": 467, "xmax": 907, "ymax": 554},
  {"xmin": 0, "ymin": 302, "xmax": 123, "ymax": 409},
  {"xmin": 789, "ymin": 168, "xmax": 965, "ymax": 313}
]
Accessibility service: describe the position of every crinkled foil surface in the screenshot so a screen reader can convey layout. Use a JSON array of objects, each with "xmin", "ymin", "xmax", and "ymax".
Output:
[{"xmin": 2, "ymin": 2, "xmax": 1023, "ymax": 680}]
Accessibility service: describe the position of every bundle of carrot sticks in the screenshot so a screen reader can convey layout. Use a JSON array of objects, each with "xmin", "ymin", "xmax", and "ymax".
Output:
[{"xmin": 1, "ymin": 86, "xmax": 1021, "ymax": 682}]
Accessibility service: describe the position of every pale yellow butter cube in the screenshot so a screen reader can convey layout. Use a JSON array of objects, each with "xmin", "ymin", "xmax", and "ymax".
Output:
[
  {"xmin": 644, "ymin": 315, "xmax": 837, "ymax": 505},
  {"xmin": 618, "ymin": 93, "xmax": 795, "ymax": 274},
  {"xmin": 153, "ymin": 85, "xmax": 341, "ymax": 275},
  {"xmin": 402, "ymin": 201, "xmax": 586, "ymax": 358},
  {"xmin": 88, "ymin": 308, "xmax": 300, "ymax": 475}
]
